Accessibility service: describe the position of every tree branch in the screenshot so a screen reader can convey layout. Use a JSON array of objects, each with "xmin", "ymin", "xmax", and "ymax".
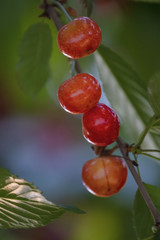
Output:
[
  {"xmin": 46, "ymin": 4, "xmax": 63, "ymax": 29},
  {"xmin": 117, "ymin": 137, "xmax": 160, "ymax": 226}
]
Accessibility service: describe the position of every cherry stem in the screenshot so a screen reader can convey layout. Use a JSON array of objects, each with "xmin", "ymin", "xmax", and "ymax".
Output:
[
  {"xmin": 141, "ymin": 149, "xmax": 160, "ymax": 153},
  {"xmin": 71, "ymin": 60, "xmax": 76, "ymax": 77},
  {"xmin": 134, "ymin": 115, "xmax": 159, "ymax": 149},
  {"xmin": 43, "ymin": 1, "xmax": 160, "ymax": 227},
  {"xmin": 51, "ymin": 0, "xmax": 72, "ymax": 22},
  {"xmin": 93, "ymin": 146, "xmax": 105, "ymax": 156},
  {"xmin": 141, "ymin": 152, "xmax": 160, "ymax": 161},
  {"xmin": 92, "ymin": 145, "xmax": 118, "ymax": 156}
]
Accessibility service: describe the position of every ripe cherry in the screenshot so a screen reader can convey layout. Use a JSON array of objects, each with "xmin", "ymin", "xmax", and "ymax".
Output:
[
  {"xmin": 57, "ymin": 17, "xmax": 102, "ymax": 59},
  {"xmin": 82, "ymin": 103, "xmax": 120, "ymax": 146},
  {"xmin": 82, "ymin": 156, "xmax": 127, "ymax": 197},
  {"xmin": 58, "ymin": 73, "xmax": 101, "ymax": 114}
]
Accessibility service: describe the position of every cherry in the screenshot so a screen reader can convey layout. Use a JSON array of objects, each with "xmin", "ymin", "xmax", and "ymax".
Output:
[
  {"xmin": 57, "ymin": 17, "xmax": 102, "ymax": 59},
  {"xmin": 82, "ymin": 156, "xmax": 127, "ymax": 197},
  {"xmin": 58, "ymin": 73, "xmax": 101, "ymax": 114},
  {"xmin": 82, "ymin": 103, "xmax": 120, "ymax": 146}
]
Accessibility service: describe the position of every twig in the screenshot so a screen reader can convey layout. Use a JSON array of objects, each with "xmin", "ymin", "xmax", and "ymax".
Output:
[
  {"xmin": 51, "ymin": 0, "xmax": 72, "ymax": 22},
  {"xmin": 141, "ymin": 149, "xmax": 160, "ymax": 153},
  {"xmin": 45, "ymin": 3, "xmax": 63, "ymax": 29},
  {"xmin": 134, "ymin": 115, "xmax": 158, "ymax": 149},
  {"xmin": 44, "ymin": 2, "xmax": 82, "ymax": 74},
  {"xmin": 133, "ymin": 153, "xmax": 141, "ymax": 177},
  {"xmin": 141, "ymin": 152, "xmax": 160, "ymax": 162},
  {"xmin": 117, "ymin": 137, "xmax": 160, "ymax": 226}
]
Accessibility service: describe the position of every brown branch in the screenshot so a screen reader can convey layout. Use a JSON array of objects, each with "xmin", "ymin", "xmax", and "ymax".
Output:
[
  {"xmin": 46, "ymin": 4, "xmax": 63, "ymax": 29},
  {"xmin": 42, "ymin": 1, "xmax": 160, "ymax": 227},
  {"xmin": 117, "ymin": 137, "xmax": 160, "ymax": 226},
  {"xmin": 44, "ymin": 3, "xmax": 82, "ymax": 73}
]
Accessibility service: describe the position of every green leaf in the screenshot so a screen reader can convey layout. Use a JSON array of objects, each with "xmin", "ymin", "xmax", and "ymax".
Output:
[
  {"xmin": 58, "ymin": 204, "xmax": 86, "ymax": 214},
  {"xmin": 151, "ymin": 124, "xmax": 160, "ymax": 135},
  {"xmin": 150, "ymin": 117, "xmax": 160, "ymax": 136},
  {"xmin": 0, "ymin": 167, "xmax": 83, "ymax": 229},
  {"xmin": 152, "ymin": 230, "xmax": 160, "ymax": 240},
  {"xmin": 16, "ymin": 22, "xmax": 52, "ymax": 96},
  {"xmin": 133, "ymin": 183, "xmax": 160, "ymax": 240},
  {"xmin": 148, "ymin": 72, "xmax": 160, "ymax": 117},
  {"xmin": 96, "ymin": 45, "xmax": 155, "ymax": 146},
  {"xmin": 131, "ymin": 0, "xmax": 160, "ymax": 3}
]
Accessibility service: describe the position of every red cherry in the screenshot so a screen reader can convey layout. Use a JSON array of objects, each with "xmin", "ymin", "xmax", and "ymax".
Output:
[
  {"xmin": 57, "ymin": 73, "xmax": 101, "ymax": 114},
  {"xmin": 57, "ymin": 17, "xmax": 102, "ymax": 59},
  {"xmin": 82, "ymin": 103, "xmax": 120, "ymax": 146},
  {"xmin": 82, "ymin": 156, "xmax": 127, "ymax": 197}
]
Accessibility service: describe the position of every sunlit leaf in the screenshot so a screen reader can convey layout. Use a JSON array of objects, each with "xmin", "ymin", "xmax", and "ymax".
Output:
[
  {"xmin": 16, "ymin": 22, "xmax": 52, "ymax": 96},
  {"xmin": 0, "ymin": 167, "xmax": 83, "ymax": 229},
  {"xmin": 96, "ymin": 45, "xmax": 155, "ymax": 146},
  {"xmin": 148, "ymin": 72, "xmax": 160, "ymax": 117},
  {"xmin": 133, "ymin": 183, "xmax": 160, "ymax": 240}
]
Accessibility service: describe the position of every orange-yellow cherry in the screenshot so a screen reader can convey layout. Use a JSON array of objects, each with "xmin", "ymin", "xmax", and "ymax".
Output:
[
  {"xmin": 57, "ymin": 73, "xmax": 101, "ymax": 114},
  {"xmin": 82, "ymin": 156, "xmax": 127, "ymax": 197},
  {"xmin": 57, "ymin": 17, "xmax": 102, "ymax": 59}
]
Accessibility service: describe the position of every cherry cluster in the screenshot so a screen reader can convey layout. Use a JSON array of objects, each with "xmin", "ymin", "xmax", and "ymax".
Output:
[{"xmin": 57, "ymin": 16, "xmax": 127, "ymax": 197}]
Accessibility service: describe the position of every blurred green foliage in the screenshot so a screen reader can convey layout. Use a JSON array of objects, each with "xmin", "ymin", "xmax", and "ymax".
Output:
[{"xmin": 133, "ymin": 183, "xmax": 160, "ymax": 240}]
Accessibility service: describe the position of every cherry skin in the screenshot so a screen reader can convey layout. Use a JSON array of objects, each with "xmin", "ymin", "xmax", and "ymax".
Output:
[
  {"xmin": 82, "ymin": 103, "xmax": 120, "ymax": 146},
  {"xmin": 82, "ymin": 156, "xmax": 127, "ymax": 197},
  {"xmin": 57, "ymin": 17, "xmax": 102, "ymax": 59},
  {"xmin": 58, "ymin": 73, "xmax": 101, "ymax": 114}
]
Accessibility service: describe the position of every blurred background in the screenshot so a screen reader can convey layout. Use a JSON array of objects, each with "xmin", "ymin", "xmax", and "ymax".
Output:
[{"xmin": 0, "ymin": 0, "xmax": 160, "ymax": 239}]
